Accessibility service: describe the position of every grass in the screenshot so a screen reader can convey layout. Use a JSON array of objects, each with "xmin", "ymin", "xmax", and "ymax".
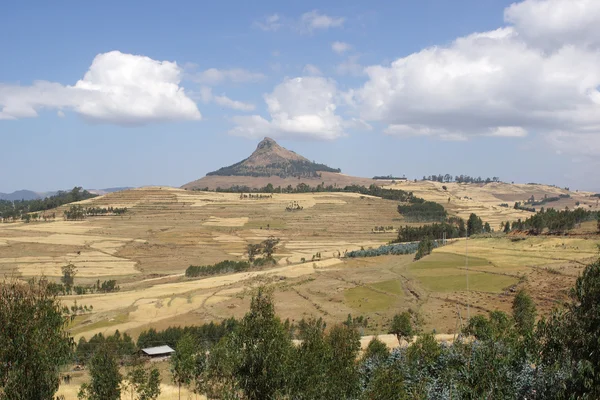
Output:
[
  {"xmin": 371, "ymin": 279, "xmax": 404, "ymax": 296},
  {"xmin": 344, "ymin": 286, "xmax": 397, "ymax": 312},
  {"xmin": 69, "ymin": 312, "xmax": 130, "ymax": 336},
  {"xmin": 417, "ymin": 273, "xmax": 518, "ymax": 293},
  {"xmin": 407, "ymin": 251, "xmax": 518, "ymax": 293}
]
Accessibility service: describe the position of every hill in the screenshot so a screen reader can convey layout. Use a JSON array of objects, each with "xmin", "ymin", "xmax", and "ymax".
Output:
[
  {"xmin": 0, "ymin": 190, "xmax": 56, "ymax": 201},
  {"xmin": 183, "ymin": 138, "xmax": 376, "ymax": 190}
]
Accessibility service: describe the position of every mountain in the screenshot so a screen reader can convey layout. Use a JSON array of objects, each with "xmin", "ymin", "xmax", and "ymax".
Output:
[
  {"xmin": 206, "ymin": 137, "xmax": 341, "ymax": 179},
  {"xmin": 0, "ymin": 190, "xmax": 56, "ymax": 201},
  {"xmin": 0, "ymin": 187, "xmax": 131, "ymax": 201},
  {"xmin": 182, "ymin": 137, "xmax": 375, "ymax": 190}
]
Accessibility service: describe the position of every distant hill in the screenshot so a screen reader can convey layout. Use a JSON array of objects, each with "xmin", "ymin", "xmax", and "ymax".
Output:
[
  {"xmin": 183, "ymin": 138, "xmax": 375, "ymax": 190},
  {"xmin": 0, "ymin": 187, "xmax": 131, "ymax": 201},
  {"xmin": 0, "ymin": 190, "xmax": 56, "ymax": 201},
  {"xmin": 206, "ymin": 137, "xmax": 340, "ymax": 179}
]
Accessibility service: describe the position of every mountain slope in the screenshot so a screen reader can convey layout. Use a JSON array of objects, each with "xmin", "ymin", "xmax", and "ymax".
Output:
[
  {"xmin": 206, "ymin": 137, "xmax": 340, "ymax": 179},
  {"xmin": 182, "ymin": 138, "xmax": 376, "ymax": 190}
]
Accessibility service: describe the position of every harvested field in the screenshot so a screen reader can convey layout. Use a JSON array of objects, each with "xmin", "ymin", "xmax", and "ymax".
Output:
[{"xmin": 1, "ymin": 185, "xmax": 598, "ymax": 339}]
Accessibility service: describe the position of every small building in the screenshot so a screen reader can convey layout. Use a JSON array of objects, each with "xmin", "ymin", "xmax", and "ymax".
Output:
[{"xmin": 140, "ymin": 345, "xmax": 175, "ymax": 359}]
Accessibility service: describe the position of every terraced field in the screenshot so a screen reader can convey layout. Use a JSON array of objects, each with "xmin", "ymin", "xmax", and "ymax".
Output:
[{"xmin": 0, "ymin": 185, "xmax": 598, "ymax": 339}]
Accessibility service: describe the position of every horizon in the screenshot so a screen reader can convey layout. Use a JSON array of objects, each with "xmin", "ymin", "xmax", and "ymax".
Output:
[{"xmin": 3, "ymin": 0, "xmax": 600, "ymax": 193}]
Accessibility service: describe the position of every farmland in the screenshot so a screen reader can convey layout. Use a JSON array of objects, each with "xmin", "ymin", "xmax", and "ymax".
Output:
[{"xmin": 0, "ymin": 184, "xmax": 598, "ymax": 340}]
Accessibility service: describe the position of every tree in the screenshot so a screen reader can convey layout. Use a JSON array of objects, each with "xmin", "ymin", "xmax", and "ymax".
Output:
[
  {"xmin": 171, "ymin": 334, "xmax": 196, "ymax": 400},
  {"xmin": 246, "ymin": 243, "xmax": 262, "ymax": 262},
  {"xmin": 467, "ymin": 213, "xmax": 484, "ymax": 235},
  {"xmin": 125, "ymin": 357, "xmax": 161, "ymax": 400},
  {"xmin": 362, "ymin": 336, "xmax": 389, "ymax": 363},
  {"xmin": 262, "ymin": 236, "xmax": 280, "ymax": 259},
  {"xmin": 414, "ymin": 238, "xmax": 434, "ymax": 260},
  {"xmin": 61, "ymin": 263, "xmax": 77, "ymax": 294},
  {"xmin": 512, "ymin": 289, "xmax": 537, "ymax": 336},
  {"xmin": 233, "ymin": 287, "xmax": 293, "ymax": 400},
  {"xmin": 597, "ymin": 214, "xmax": 600, "ymax": 233},
  {"xmin": 79, "ymin": 345, "xmax": 122, "ymax": 400},
  {"xmin": 503, "ymin": 221, "xmax": 511, "ymax": 233},
  {"xmin": 390, "ymin": 312, "xmax": 413, "ymax": 344},
  {"xmin": 0, "ymin": 278, "xmax": 74, "ymax": 399},
  {"xmin": 484, "ymin": 222, "xmax": 491, "ymax": 233}
]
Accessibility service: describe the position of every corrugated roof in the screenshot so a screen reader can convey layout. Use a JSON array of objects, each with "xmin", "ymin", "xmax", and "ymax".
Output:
[{"xmin": 141, "ymin": 345, "xmax": 175, "ymax": 356}]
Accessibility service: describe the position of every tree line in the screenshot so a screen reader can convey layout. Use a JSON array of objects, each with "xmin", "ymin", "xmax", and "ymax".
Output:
[
  {"xmin": 422, "ymin": 174, "xmax": 501, "ymax": 184},
  {"xmin": 0, "ymin": 186, "xmax": 97, "ymax": 222},
  {"xmin": 63, "ymin": 205, "xmax": 127, "ymax": 221},
  {"xmin": 504, "ymin": 207, "xmax": 599, "ymax": 235}
]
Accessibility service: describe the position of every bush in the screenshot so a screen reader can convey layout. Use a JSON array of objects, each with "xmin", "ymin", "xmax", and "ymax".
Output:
[{"xmin": 186, "ymin": 260, "xmax": 250, "ymax": 278}]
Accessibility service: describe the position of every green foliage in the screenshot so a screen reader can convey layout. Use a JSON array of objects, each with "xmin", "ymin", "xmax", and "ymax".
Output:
[
  {"xmin": 512, "ymin": 207, "xmax": 598, "ymax": 234},
  {"xmin": 232, "ymin": 287, "xmax": 293, "ymax": 400},
  {"xmin": 397, "ymin": 201, "xmax": 448, "ymax": 222},
  {"xmin": 124, "ymin": 358, "xmax": 161, "ymax": 400},
  {"xmin": 61, "ymin": 263, "xmax": 77, "ymax": 294},
  {"xmin": 512, "ymin": 289, "xmax": 537, "ymax": 336},
  {"xmin": 79, "ymin": 345, "xmax": 122, "ymax": 400},
  {"xmin": 171, "ymin": 334, "xmax": 197, "ymax": 397},
  {"xmin": 185, "ymin": 260, "xmax": 250, "ymax": 278},
  {"xmin": 346, "ymin": 241, "xmax": 438, "ymax": 258},
  {"xmin": 0, "ymin": 186, "xmax": 97, "ymax": 222},
  {"xmin": 414, "ymin": 238, "xmax": 434, "ymax": 260},
  {"xmin": 75, "ymin": 330, "xmax": 136, "ymax": 365},
  {"xmin": 136, "ymin": 319, "xmax": 238, "ymax": 350},
  {"xmin": 390, "ymin": 312, "xmax": 413, "ymax": 344},
  {"xmin": 207, "ymin": 158, "xmax": 340, "ymax": 179},
  {"xmin": 0, "ymin": 278, "xmax": 74, "ymax": 399},
  {"xmin": 362, "ymin": 337, "xmax": 390, "ymax": 363},
  {"xmin": 396, "ymin": 219, "xmax": 465, "ymax": 242},
  {"xmin": 467, "ymin": 213, "xmax": 484, "ymax": 235}
]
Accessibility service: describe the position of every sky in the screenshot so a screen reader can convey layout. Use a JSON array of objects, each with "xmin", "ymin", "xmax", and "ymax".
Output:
[{"xmin": 2, "ymin": 0, "xmax": 600, "ymax": 193}]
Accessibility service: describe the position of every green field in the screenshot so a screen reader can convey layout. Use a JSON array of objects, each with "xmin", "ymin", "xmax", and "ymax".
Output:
[
  {"xmin": 371, "ymin": 279, "xmax": 404, "ymax": 296},
  {"xmin": 408, "ymin": 252, "xmax": 518, "ymax": 293},
  {"xmin": 344, "ymin": 286, "xmax": 397, "ymax": 312}
]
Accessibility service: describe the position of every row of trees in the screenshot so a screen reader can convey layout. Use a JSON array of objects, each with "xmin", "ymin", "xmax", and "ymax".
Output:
[
  {"xmin": 508, "ymin": 207, "xmax": 599, "ymax": 234},
  {"xmin": 397, "ymin": 200, "xmax": 448, "ymax": 222},
  {"xmin": 0, "ymin": 186, "xmax": 97, "ymax": 222},
  {"xmin": 422, "ymin": 175, "xmax": 501, "ymax": 184},
  {"xmin": 185, "ymin": 260, "xmax": 250, "ymax": 278},
  {"xmin": 394, "ymin": 213, "xmax": 490, "ymax": 243},
  {"xmin": 64, "ymin": 205, "xmax": 127, "ymax": 221}
]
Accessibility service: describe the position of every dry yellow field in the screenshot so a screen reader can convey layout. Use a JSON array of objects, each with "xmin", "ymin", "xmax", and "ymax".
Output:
[{"xmin": 0, "ymin": 184, "xmax": 598, "ymax": 340}]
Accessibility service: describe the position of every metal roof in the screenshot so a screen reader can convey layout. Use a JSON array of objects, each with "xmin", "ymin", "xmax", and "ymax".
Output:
[{"xmin": 141, "ymin": 345, "xmax": 175, "ymax": 356}]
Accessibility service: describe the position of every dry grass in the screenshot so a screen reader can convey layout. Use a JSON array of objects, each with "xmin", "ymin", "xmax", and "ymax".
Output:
[{"xmin": 1, "ymin": 185, "xmax": 598, "ymax": 339}]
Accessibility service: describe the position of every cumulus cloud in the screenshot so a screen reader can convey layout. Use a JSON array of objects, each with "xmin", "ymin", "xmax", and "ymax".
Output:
[
  {"xmin": 230, "ymin": 76, "xmax": 346, "ymax": 140},
  {"xmin": 0, "ymin": 51, "xmax": 201, "ymax": 125},
  {"xmin": 332, "ymin": 41, "xmax": 351, "ymax": 54},
  {"xmin": 303, "ymin": 64, "xmax": 322, "ymax": 76},
  {"xmin": 198, "ymin": 87, "xmax": 255, "ymax": 111},
  {"xmin": 254, "ymin": 14, "xmax": 283, "ymax": 32},
  {"xmin": 505, "ymin": 0, "xmax": 600, "ymax": 50},
  {"xmin": 300, "ymin": 10, "xmax": 344, "ymax": 33},
  {"xmin": 191, "ymin": 68, "xmax": 265, "ymax": 85},
  {"xmin": 349, "ymin": 0, "xmax": 600, "ymax": 151}
]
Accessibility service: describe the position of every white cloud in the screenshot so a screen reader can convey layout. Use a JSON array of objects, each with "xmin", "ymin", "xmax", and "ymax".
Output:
[
  {"xmin": 332, "ymin": 41, "xmax": 351, "ymax": 54},
  {"xmin": 350, "ymin": 0, "xmax": 600, "ymax": 154},
  {"xmin": 255, "ymin": 14, "xmax": 283, "ymax": 32},
  {"xmin": 198, "ymin": 87, "xmax": 255, "ymax": 111},
  {"xmin": 57, "ymin": 110, "xmax": 65, "ymax": 118},
  {"xmin": 230, "ymin": 76, "xmax": 346, "ymax": 140},
  {"xmin": 505, "ymin": 0, "xmax": 600, "ymax": 50},
  {"xmin": 0, "ymin": 51, "xmax": 201, "ymax": 125},
  {"xmin": 487, "ymin": 126, "xmax": 528, "ymax": 137},
  {"xmin": 336, "ymin": 55, "xmax": 364, "ymax": 76},
  {"xmin": 300, "ymin": 10, "xmax": 344, "ymax": 33},
  {"xmin": 303, "ymin": 64, "xmax": 322, "ymax": 76},
  {"xmin": 192, "ymin": 68, "xmax": 265, "ymax": 85}
]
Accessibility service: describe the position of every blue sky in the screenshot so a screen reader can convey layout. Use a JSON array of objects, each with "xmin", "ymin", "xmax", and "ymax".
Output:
[{"xmin": 2, "ymin": 0, "xmax": 600, "ymax": 192}]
